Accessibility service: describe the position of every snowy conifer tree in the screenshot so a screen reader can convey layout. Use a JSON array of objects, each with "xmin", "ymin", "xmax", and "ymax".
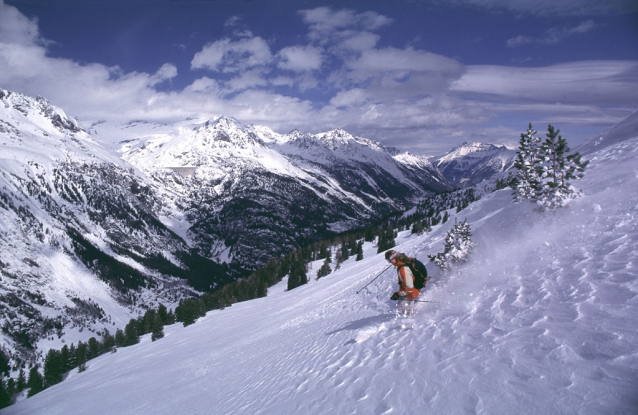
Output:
[
  {"xmin": 151, "ymin": 314, "xmax": 165, "ymax": 342},
  {"xmin": 513, "ymin": 123, "xmax": 588, "ymax": 209},
  {"xmin": 428, "ymin": 219, "xmax": 474, "ymax": 271},
  {"xmin": 513, "ymin": 123, "xmax": 543, "ymax": 202},
  {"xmin": 537, "ymin": 125, "xmax": 589, "ymax": 209}
]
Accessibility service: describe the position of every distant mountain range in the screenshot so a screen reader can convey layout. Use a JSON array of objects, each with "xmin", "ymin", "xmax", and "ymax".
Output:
[
  {"xmin": 435, "ymin": 141, "xmax": 517, "ymax": 187},
  {"xmin": 0, "ymin": 88, "xmax": 515, "ymax": 364}
]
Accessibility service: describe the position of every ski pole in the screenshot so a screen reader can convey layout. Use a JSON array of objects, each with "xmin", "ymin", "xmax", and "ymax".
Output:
[
  {"xmin": 356, "ymin": 264, "xmax": 393, "ymax": 294},
  {"xmin": 404, "ymin": 299, "xmax": 437, "ymax": 303}
]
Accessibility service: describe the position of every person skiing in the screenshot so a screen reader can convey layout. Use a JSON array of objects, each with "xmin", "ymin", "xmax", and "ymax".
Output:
[{"xmin": 385, "ymin": 250, "xmax": 421, "ymax": 301}]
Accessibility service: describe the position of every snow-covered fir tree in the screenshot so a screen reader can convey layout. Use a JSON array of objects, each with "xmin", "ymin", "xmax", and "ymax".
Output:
[
  {"xmin": 513, "ymin": 123, "xmax": 544, "ymax": 202},
  {"xmin": 537, "ymin": 125, "xmax": 589, "ymax": 209},
  {"xmin": 428, "ymin": 219, "xmax": 474, "ymax": 271},
  {"xmin": 513, "ymin": 123, "xmax": 588, "ymax": 209}
]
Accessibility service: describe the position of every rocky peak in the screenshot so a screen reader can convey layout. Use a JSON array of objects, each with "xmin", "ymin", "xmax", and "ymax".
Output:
[
  {"xmin": 195, "ymin": 115, "xmax": 262, "ymax": 148},
  {"xmin": 1, "ymin": 89, "xmax": 82, "ymax": 134}
]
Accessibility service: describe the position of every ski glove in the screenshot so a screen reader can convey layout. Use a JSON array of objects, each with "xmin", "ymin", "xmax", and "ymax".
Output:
[{"xmin": 390, "ymin": 292, "xmax": 400, "ymax": 301}]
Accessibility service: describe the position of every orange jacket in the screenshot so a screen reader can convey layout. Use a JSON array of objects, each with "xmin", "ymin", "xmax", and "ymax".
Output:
[{"xmin": 396, "ymin": 261, "xmax": 420, "ymax": 300}]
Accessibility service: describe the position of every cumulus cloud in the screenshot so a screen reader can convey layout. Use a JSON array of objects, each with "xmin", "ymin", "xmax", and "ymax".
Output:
[
  {"xmin": 507, "ymin": 20, "xmax": 600, "ymax": 47},
  {"xmin": 340, "ymin": 32, "xmax": 381, "ymax": 52},
  {"xmin": 191, "ymin": 36, "xmax": 273, "ymax": 73},
  {"xmin": 299, "ymin": 7, "xmax": 393, "ymax": 42},
  {"xmin": 277, "ymin": 46, "xmax": 323, "ymax": 72},
  {"xmin": 0, "ymin": 1, "xmax": 41, "ymax": 46}
]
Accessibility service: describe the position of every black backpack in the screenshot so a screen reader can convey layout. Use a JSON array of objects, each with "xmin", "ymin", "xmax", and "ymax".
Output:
[{"xmin": 407, "ymin": 259, "xmax": 428, "ymax": 289}]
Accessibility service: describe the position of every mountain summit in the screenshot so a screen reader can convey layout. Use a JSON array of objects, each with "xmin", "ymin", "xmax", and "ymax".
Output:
[{"xmin": 435, "ymin": 141, "xmax": 517, "ymax": 187}]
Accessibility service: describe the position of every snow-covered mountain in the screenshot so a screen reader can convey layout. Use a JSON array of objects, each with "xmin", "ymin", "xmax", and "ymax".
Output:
[
  {"xmin": 0, "ymin": 90, "xmax": 451, "ymax": 366},
  {"xmin": 5, "ymin": 111, "xmax": 637, "ymax": 415},
  {"xmin": 121, "ymin": 116, "xmax": 450, "ymax": 265},
  {"xmin": 0, "ymin": 90, "xmax": 233, "ymax": 365},
  {"xmin": 435, "ymin": 141, "xmax": 517, "ymax": 187}
]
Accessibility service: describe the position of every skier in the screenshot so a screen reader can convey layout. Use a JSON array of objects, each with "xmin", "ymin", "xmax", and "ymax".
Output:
[{"xmin": 385, "ymin": 249, "xmax": 421, "ymax": 300}]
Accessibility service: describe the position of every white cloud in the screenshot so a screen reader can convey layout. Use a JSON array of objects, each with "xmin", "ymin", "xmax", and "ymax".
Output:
[
  {"xmin": 299, "ymin": 7, "xmax": 392, "ymax": 50},
  {"xmin": 299, "ymin": 7, "xmax": 392, "ymax": 38},
  {"xmin": 0, "ymin": 1, "xmax": 40, "ymax": 46},
  {"xmin": 330, "ymin": 47, "xmax": 465, "ymax": 105},
  {"xmin": 450, "ymin": 61, "xmax": 638, "ymax": 106},
  {"xmin": 507, "ymin": 20, "xmax": 600, "ymax": 47},
  {"xmin": 329, "ymin": 88, "xmax": 369, "ymax": 108},
  {"xmin": 191, "ymin": 36, "xmax": 273, "ymax": 73},
  {"xmin": 225, "ymin": 68, "xmax": 270, "ymax": 92},
  {"xmin": 348, "ymin": 47, "xmax": 463, "ymax": 74},
  {"xmin": 185, "ymin": 77, "xmax": 220, "ymax": 94},
  {"xmin": 340, "ymin": 32, "xmax": 381, "ymax": 51},
  {"xmin": 225, "ymin": 15, "xmax": 243, "ymax": 27},
  {"xmin": 277, "ymin": 46, "xmax": 323, "ymax": 72},
  {"xmin": 152, "ymin": 63, "xmax": 178, "ymax": 85}
]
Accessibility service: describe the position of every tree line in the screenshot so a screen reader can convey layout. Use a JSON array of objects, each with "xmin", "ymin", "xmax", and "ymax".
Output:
[{"xmin": 0, "ymin": 305, "xmax": 175, "ymax": 407}]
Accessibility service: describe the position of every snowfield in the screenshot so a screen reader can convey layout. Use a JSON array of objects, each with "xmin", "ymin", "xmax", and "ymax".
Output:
[{"xmin": 5, "ymin": 132, "xmax": 638, "ymax": 414}]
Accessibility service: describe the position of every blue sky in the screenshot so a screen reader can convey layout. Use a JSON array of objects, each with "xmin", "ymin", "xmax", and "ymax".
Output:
[{"xmin": 1, "ymin": 0, "xmax": 637, "ymax": 155}]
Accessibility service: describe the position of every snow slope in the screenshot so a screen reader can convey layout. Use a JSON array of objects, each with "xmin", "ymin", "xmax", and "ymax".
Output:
[{"xmin": 5, "ymin": 130, "xmax": 638, "ymax": 414}]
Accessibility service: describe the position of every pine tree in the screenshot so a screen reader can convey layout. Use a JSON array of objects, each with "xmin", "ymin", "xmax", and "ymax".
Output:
[
  {"xmin": 101, "ymin": 329, "xmax": 116, "ymax": 354},
  {"xmin": 27, "ymin": 366, "xmax": 44, "ymax": 397},
  {"xmin": 76, "ymin": 341, "xmax": 87, "ymax": 372},
  {"xmin": 157, "ymin": 303, "xmax": 169, "ymax": 324},
  {"xmin": 5, "ymin": 378, "xmax": 15, "ymax": 406},
  {"xmin": 287, "ymin": 256, "xmax": 308, "ymax": 291},
  {"xmin": 43, "ymin": 349, "xmax": 63, "ymax": 387},
  {"xmin": 175, "ymin": 299, "xmax": 202, "ymax": 327},
  {"xmin": 87, "ymin": 337, "xmax": 100, "ymax": 360},
  {"xmin": 0, "ymin": 379, "xmax": 10, "ymax": 409},
  {"xmin": 428, "ymin": 219, "xmax": 474, "ymax": 271},
  {"xmin": 513, "ymin": 123, "xmax": 588, "ymax": 209},
  {"xmin": 67, "ymin": 343, "xmax": 77, "ymax": 370},
  {"xmin": 316, "ymin": 257, "xmax": 332, "ymax": 280},
  {"xmin": 513, "ymin": 123, "xmax": 544, "ymax": 202},
  {"xmin": 114, "ymin": 328, "xmax": 125, "ymax": 347},
  {"xmin": 355, "ymin": 240, "xmax": 364, "ymax": 261},
  {"xmin": 60, "ymin": 345, "xmax": 70, "ymax": 373},
  {"xmin": 0, "ymin": 350, "xmax": 9, "ymax": 376},
  {"xmin": 340, "ymin": 241, "xmax": 350, "ymax": 261},
  {"xmin": 537, "ymin": 125, "xmax": 589, "ymax": 209},
  {"xmin": 377, "ymin": 227, "xmax": 396, "ymax": 253},
  {"xmin": 124, "ymin": 319, "xmax": 140, "ymax": 346},
  {"xmin": 151, "ymin": 314, "xmax": 165, "ymax": 342},
  {"xmin": 142, "ymin": 310, "xmax": 156, "ymax": 335},
  {"xmin": 16, "ymin": 368, "xmax": 27, "ymax": 393}
]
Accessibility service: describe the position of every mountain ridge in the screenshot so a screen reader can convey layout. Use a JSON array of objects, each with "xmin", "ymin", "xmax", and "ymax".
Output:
[{"xmin": 0, "ymin": 88, "xmax": 526, "ymax": 368}]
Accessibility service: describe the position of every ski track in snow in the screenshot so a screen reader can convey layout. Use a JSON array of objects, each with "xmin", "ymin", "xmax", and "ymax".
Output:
[{"xmin": 5, "ymin": 138, "xmax": 638, "ymax": 414}]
